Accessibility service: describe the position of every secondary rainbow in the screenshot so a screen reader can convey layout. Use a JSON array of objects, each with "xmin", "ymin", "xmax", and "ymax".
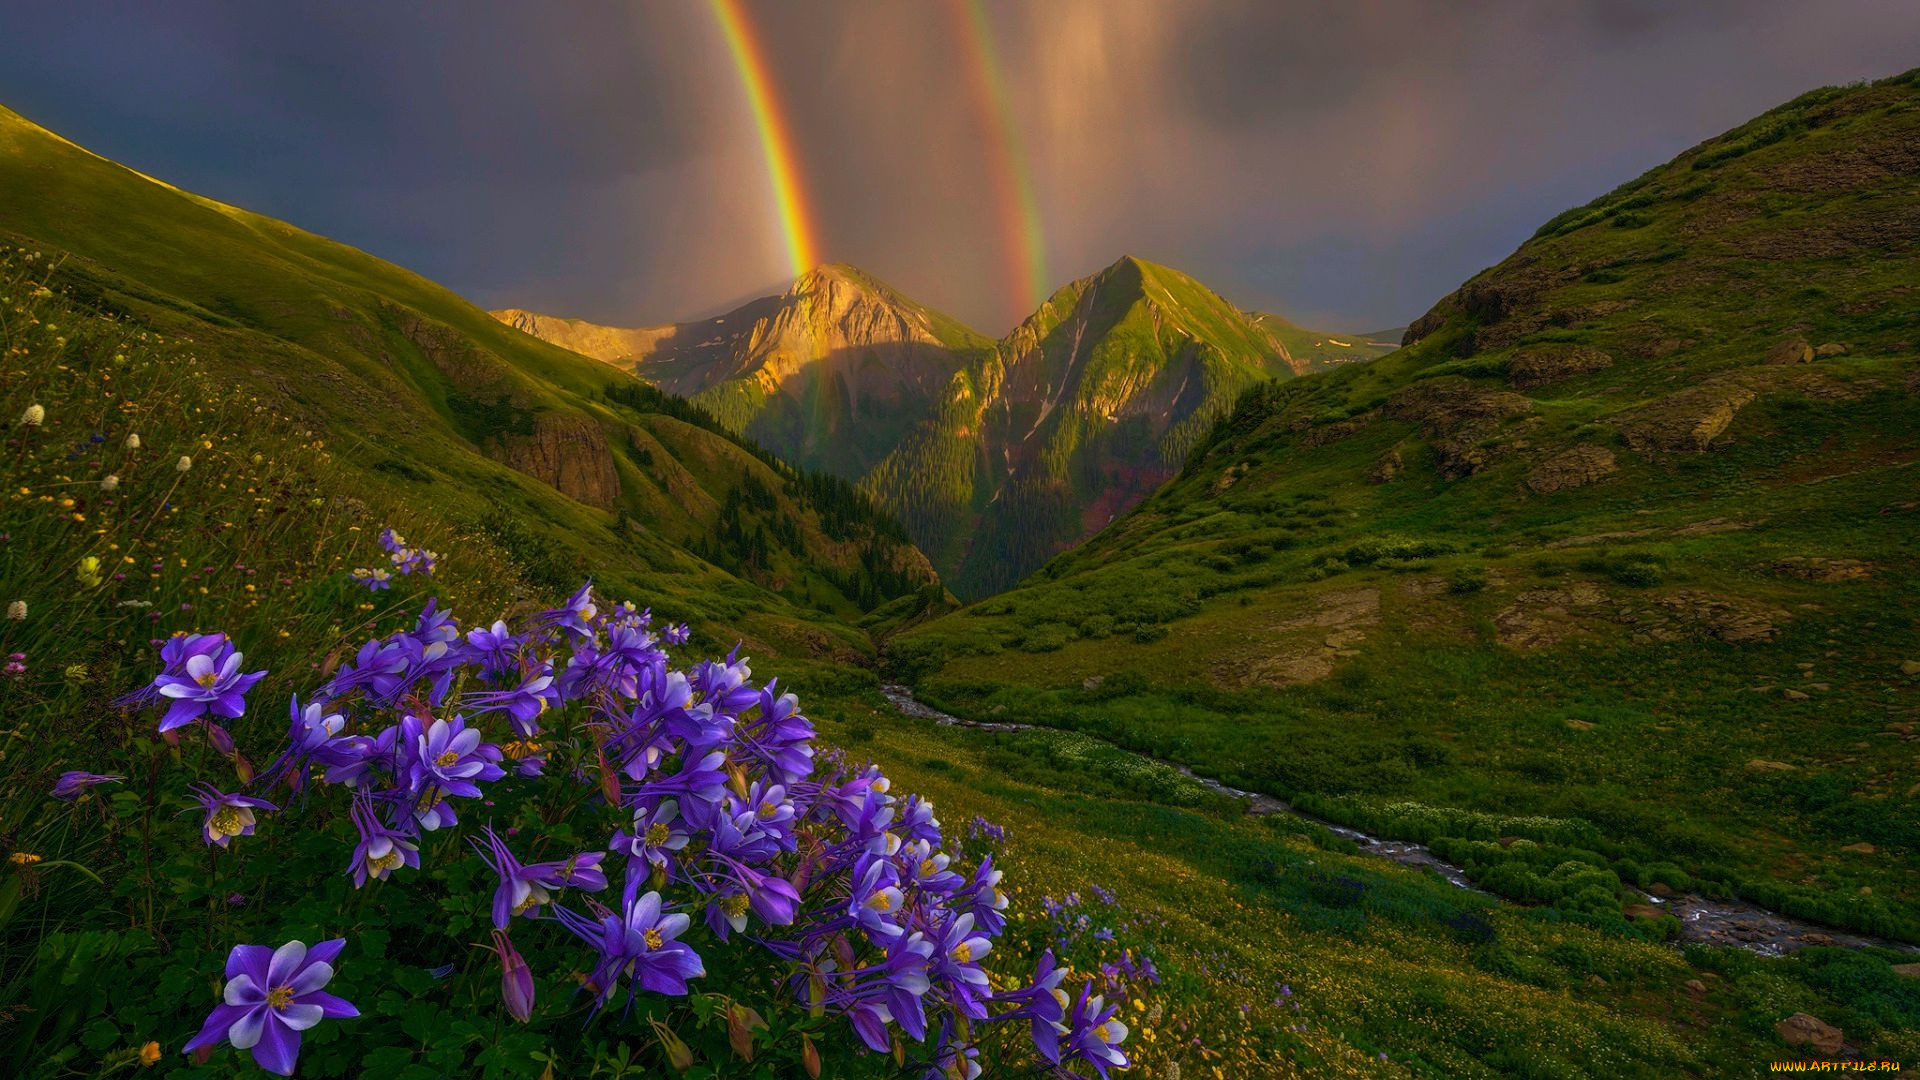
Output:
[
  {"xmin": 708, "ymin": 0, "xmax": 819, "ymax": 279},
  {"xmin": 951, "ymin": 0, "xmax": 1050, "ymax": 318}
]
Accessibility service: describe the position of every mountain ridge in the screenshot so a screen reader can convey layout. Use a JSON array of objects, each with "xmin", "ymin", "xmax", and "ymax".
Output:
[{"xmin": 495, "ymin": 253, "xmax": 1348, "ymax": 595}]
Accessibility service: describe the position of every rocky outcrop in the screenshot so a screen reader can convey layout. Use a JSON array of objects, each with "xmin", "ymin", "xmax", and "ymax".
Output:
[
  {"xmin": 1526, "ymin": 444, "xmax": 1618, "ymax": 494},
  {"xmin": 1508, "ymin": 345, "xmax": 1614, "ymax": 389},
  {"xmin": 488, "ymin": 414, "xmax": 622, "ymax": 511},
  {"xmin": 1616, "ymin": 384, "xmax": 1756, "ymax": 454},
  {"xmin": 1774, "ymin": 1013, "xmax": 1845, "ymax": 1056},
  {"xmin": 1653, "ymin": 591, "xmax": 1784, "ymax": 643},
  {"xmin": 1368, "ymin": 445, "xmax": 1404, "ymax": 484},
  {"xmin": 1385, "ymin": 378, "xmax": 1534, "ymax": 478}
]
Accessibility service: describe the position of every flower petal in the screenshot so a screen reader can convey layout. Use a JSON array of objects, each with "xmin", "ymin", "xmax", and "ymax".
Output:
[
  {"xmin": 287, "ymin": 960, "xmax": 333, "ymax": 996},
  {"xmin": 183, "ymin": 1003, "xmax": 250, "ymax": 1053},
  {"xmin": 265, "ymin": 940, "xmax": 308, "ymax": 986},
  {"xmin": 303, "ymin": 938, "xmax": 347, "ymax": 970},
  {"xmin": 250, "ymin": 1015, "xmax": 301, "ymax": 1076},
  {"xmin": 305, "ymin": 990, "xmax": 361, "ymax": 1019},
  {"xmin": 224, "ymin": 973, "xmax": 264, "ymax": 1005},
  {"xmin": 277, "ymin": 1002, "xmax": 325, "ymax": 1031},
  {"xmin": 228, "ymin": 1006, "xmax": 268, "ymax": 1050}
]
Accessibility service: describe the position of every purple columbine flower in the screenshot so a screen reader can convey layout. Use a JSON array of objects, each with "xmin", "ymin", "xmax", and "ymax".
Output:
[
  {"xmin": 1060, "ymin": 984, "xmax": 1130, "ymax": 1079},
  {"xmin": 471, "ymin": 826, "xmax": 606, "ymax": 928},
  {"xmin": 51, "ymin": 771, "xmax": 124, "ymax": 800},
  {"xmin": 192, "ymin": 783, "xmax": 277, "ymax": 847},
  {"xmin": 609, "ymin": 799, "xmax": 690, "ymax": 871},
  {"xmin": 556, "ymin": 880, "xmax": 705, "ymax": 1011},
  {"xmin": 182, "ymin": 939, "xmax": 359, "ymax": 1076},
  {"xmin": 409, "ymin": 716, "xmax": 505, "ymax": 798},
  {"xmin": 153, "ymin": 648, "xmax": 266, "ymax": 732},
  {"xmin": 346, "ymin": 794, "xmax": 419, "ymax": 886}
]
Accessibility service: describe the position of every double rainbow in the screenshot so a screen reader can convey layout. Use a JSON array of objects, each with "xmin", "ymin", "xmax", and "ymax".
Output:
[{"xmin": 708, "ymin": 0, "xmax": 1048, "ymax": 320}]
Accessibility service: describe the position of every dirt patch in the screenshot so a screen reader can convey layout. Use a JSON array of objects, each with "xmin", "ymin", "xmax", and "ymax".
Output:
[{"xmin": 1214, "ymin": 587, "xmax": 1381, "ymax": 689}]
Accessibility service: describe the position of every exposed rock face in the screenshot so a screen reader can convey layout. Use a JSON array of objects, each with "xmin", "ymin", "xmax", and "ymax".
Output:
[
  {"xmin": 1508, "ymin": 345, "xmax": 1614, "ymax": 389},
  {"xmin": 1617, "ymin": 384, "xmax": 1757, "ymax": 454},
  {"xmin": 1385, "ymin": 378, "xmax": 1533, "ymax": 478},
  {"xmin": 488, "ymin": 414, "xmax": 622, "ymax": 511},
  {"xmin": 1654, "ymin": 591, "xmax": 1783, "ymax": 643},
  {"xmin": 494, "ymin": 309, "xmax": 673, "ymax": 366},
  {"xmin": 1765, "ymin": 337, "xmax": 1815, "ymax": 365},
  {"xmin": 1774, "ymin": 1013, "xmax": 1845, "ymax": 1056},
  {"xmin": 1526, "ymin": 444, "xmax": 1618, "ymax": 494}
]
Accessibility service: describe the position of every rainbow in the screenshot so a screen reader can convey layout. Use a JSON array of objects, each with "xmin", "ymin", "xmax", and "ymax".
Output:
[
  {"xmin": 951, "ymin": 0, "xmax": 1050, "ymax": 318},
  {"xmin": 708, "ymin": 0, "xmax": 819, "ymax": 280}
]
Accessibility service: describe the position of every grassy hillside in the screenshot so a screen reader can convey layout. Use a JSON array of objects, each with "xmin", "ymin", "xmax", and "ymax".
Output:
[
  {"xmin": 889, "ymin": 71, "xmax": 1920, "ymax": 945},
  {"xmin": 0, "ymin": 104, "xmax": 935, "ymax": 642}
]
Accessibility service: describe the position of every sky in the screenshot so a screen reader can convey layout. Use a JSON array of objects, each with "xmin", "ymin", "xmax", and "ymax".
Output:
[{"xmin": 2, "ymin": 2, "xmax": 1918, "ymax": 335}]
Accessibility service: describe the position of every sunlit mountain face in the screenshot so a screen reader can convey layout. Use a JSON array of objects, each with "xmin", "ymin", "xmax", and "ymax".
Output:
[{"xmin": 4, "ymin": 6, "xmax": 1920, "ymax": 1078}]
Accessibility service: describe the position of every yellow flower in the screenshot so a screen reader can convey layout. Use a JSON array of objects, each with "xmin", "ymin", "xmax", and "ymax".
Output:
[
  {"xmin": 139, "ymin": 1041, "xmax": 161, "ymax": 1067},
  {"xmin": 9, "ymin": 852, "xmax": 41, "ymax": 865}
]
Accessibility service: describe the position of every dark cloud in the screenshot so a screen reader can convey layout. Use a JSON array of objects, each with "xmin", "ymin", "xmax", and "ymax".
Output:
[{"xmin": 1, "ymin": 2, "xmax": 1917, "ymax": 333}]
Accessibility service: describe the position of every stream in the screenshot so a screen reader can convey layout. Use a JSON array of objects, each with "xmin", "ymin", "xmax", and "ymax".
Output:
[{"xmin": 879, "ymin": 684, "xmax": 1918, "ymax": 959}]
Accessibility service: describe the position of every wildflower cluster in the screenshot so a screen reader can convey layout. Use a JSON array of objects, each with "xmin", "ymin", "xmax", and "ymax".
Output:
[
  {"xmin": 351, "ymin": 528, "xmax": 437, "ymax": 591},
  {"xmin": 109, "ymin": 583, "xmax": 1129, "ymax": 1076}
]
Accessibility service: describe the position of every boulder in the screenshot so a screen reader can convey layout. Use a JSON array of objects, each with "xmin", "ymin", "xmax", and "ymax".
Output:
[
  {"xmin": 1622, "ymin": 904, "xmax": 1664, "ymax": 920},
  {"xmin": 1764, "ymin": 338, "xmax": 1815, "ymax": 365},
  {"xmin": 1814, "ymin": 342, "xmax": 1849, "ymax": 358},
  {"xmin": 1508, "ymin": 345, "xmax": 1614, "ymax": 389},
  {"xmin": 1774, "ymin": 1013, "xmax": 1845, "ymax": 1056},
  {"xmin": 1526, "ymin": 444, "xmax": 1618, "ymax": 494},
  {"xmin": 1891, "ymin": 963, "xmax": 1920, "ymax": 978},
  {"xmin": 1565, "ymin": 718, "xmax": 1595, "ymax": 731},
  {"xmin": 1685, "ymin": 979, "xmax": 1708, "ymax": 993},
  {"xmin": 1783, "ymin": 688, "xmax": 1810, "ymax": 701},
  {"xmin": 1901, "ymin": 660, "xmax": 1920, "ymax": 676},
  {"xmin": 1839, "ymin": 842, "xmax": 1877, "ymax": 855},
  {"xmin": 1747, "ymin": 759, "xmax": 1796, "ymax": 772}
]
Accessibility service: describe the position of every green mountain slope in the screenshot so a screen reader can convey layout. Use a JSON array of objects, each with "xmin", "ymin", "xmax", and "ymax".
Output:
[
  {"xmin": 1252, "ymin": 311, "xmax": 1401, "ymax": 369},
  {"xmin": 0, "ymin": 103, "xmax": 936, "ymax": 647},
  {"xmin": 501, "ymin": 256, "xmax": 1310, "ymax": 597},
  {"xmin": 888, "ymin": 70, "xmax": 1920, "ymax": 940}
]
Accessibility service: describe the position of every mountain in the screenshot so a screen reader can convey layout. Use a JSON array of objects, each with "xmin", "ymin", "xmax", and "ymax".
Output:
[
  {"xmin": 887, "ymin": 70, "xmax": 1920, "ymax": 940},
  {"xmin": 0, "ymin": 103, "xmax": 938, "ymax": 649},
  {"xmin": 498, "ymin": 255, "xmax": 1315, "ymax": 596}
]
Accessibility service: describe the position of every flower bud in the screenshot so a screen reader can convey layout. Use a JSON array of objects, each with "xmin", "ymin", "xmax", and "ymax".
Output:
[
  {"xmin": 125, "ymin": 433, "xmax": 141, "ymax": 450},
  {"xmin": 6, "ymin": 600, "xmax": 23, "ymax": 621},
  {"xmin": 176, "ymin": 455, "xmax": 192, "ymax": 473},
  {"xmin": 20, "ymin": 404, "xmax": 44, "ymax": 426},
  {"xmin": 493, "ymin": 929, "xmax": 534, "ymax": 1023},
  {"xmin": 101, "ymin": 474, "xmax": 119, "ymax": 491}
]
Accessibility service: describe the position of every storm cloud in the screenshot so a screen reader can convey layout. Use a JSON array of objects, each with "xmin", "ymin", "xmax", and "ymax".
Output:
[{"xmin": 2, "ymin": 1, "xmax": 1917, "ymax": 332}]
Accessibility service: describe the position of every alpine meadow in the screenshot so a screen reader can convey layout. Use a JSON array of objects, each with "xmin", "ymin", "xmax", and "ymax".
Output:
[{"xmin": 2, "ymin": 11, "xmax": 1919, "ymax": 1080}]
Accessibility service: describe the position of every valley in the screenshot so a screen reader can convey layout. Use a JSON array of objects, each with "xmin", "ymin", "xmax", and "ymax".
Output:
[{"xmin": 3, "ymin": 61, "xmax": 1918, "ymax": 1080}]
